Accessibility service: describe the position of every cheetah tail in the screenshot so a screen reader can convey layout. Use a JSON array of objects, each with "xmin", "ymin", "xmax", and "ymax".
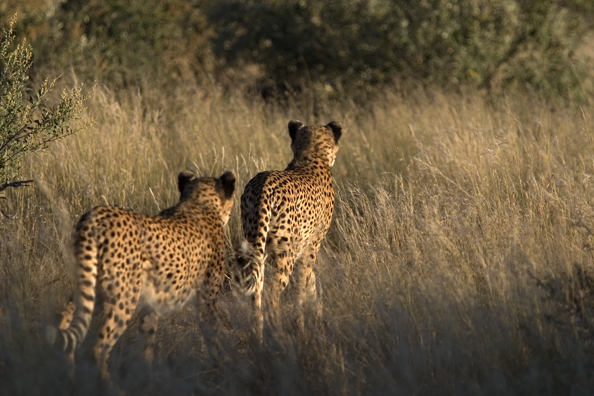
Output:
[
  {"xmin": 233, "ymin": 240, "xmax": 266, "ymax": 296},
  {"xmin": 52, "ymin": 211, "xmax": 99, "ymax": 354}
]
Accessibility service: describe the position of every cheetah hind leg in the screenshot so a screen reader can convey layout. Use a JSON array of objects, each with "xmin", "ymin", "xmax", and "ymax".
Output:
[
  {"xmin": 252, "ymin": 291, "xmax": 264, "ymax": 344},
  {"xmin": 56, "ymin": 299, "xmax": 77, "ymax": 376},
  {"xmin": 305, "ymin": 268, "xmax": 322, "ymax": 318},
  {"xmin": 292, "ymin": 254, "xmax": 321, "ymax": 332},
  {"xmin": 138, "ymin": 308, "xmax": 160, "ymax": 363},
  {"xmin": 266, "ymin": 238, "xmax": 296, "ymax": 335},
  {"xmin": 93, "ymin": 301, "xmax": 136, "ymax": 380}
]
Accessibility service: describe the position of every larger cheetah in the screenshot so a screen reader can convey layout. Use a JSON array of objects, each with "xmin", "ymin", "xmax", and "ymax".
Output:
[
  {"xmin": 233, "ymin": 120, "xmax": 342, "ymax": 339},
  {"xmin": 50, "ymin": 171, "xmax": 236, "ymax": 379}
]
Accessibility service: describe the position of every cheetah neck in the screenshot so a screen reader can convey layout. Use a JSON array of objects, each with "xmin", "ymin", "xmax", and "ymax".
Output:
[
  {"xmin": 286, "ymin": 156, "xmax": 331, "ymax": 171},
  {"xmin": 169, "ymin": 197, "xmax": 223, "ymax": 220}
]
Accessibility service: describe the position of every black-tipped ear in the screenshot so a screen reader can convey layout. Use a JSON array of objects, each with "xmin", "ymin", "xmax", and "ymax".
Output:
[
  {"xmin": 177, "ymin": 171, "xmax": 195, "ymax": 193},
  {"xmin": 216, "ymin": 171, "xmax": 236, "ymax": 200},
  {"xmin": 288, "ymin": 120, "xmax": 303, "ymax": 142},
  {"xmin": 326, "ymin": 121, "xmax": 342, "ymax": 143}
]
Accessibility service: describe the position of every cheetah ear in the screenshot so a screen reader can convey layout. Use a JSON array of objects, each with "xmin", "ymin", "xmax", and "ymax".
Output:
[
  {"xmin": 216, "ymin": 171, "xmax": 236, "ymax": 200},
  {"xmin": 288, "ymin": 120, "xmax": 303, "ymax": 142},
  {"xmin": 326, "ymin": 121, "xmax": 342, "ymax": 143},
  {"xmin": 177, "ymin": 171, "xmax": 195, "ymax": 194}
]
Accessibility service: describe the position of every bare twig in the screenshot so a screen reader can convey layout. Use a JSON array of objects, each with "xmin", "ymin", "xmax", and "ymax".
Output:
[
  {"xmin": 0, "ymin": 208, "xmax": 15, "ymax": 219},
  {"xmin": 0, "ymin": 179, "xmax": 34, "ymax": 193},
  {"xmin": 575, "ymin": 218, "xmax": 594, "ymax": 238}
]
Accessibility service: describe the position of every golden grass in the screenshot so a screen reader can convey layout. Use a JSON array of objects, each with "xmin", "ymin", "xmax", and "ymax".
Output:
[{"xmin": 1, "ymin": 83, "xmax": 594, "ymax": 395}]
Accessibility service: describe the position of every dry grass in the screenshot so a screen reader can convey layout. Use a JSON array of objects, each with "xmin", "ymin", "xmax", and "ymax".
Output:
[{"xmin": 1, "ymin": 83, "xmax": 594, "ymax": 395}]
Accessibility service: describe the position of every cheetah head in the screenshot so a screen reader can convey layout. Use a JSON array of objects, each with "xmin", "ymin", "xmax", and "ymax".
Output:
[
  {"xmin": 288, "ymin": 120, "xmax": 342, "ymax": 167},
  {"xmin": 177, "ymin": 170, "xmax": 236, "ymax": 224}
]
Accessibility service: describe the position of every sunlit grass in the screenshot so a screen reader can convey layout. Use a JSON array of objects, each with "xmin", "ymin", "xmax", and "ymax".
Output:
[{"xmin": 1, "ymin": 82, "xmax": 594, "ymax": 395}]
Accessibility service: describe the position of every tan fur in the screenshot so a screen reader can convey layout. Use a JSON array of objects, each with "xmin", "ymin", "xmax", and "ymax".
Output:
[
  {"xmin": 53, "ymin": 171, "xmax": 236, "ymax": 379},
  {"xmin": 233, "ymin": 120, "xmax": 342, "ymax": 339}
]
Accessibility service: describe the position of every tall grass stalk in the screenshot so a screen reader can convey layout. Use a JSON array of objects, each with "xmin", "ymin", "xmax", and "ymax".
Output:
[{"xmin": 1, "ymin": 83, "xmax": 593, "ymax": 395}]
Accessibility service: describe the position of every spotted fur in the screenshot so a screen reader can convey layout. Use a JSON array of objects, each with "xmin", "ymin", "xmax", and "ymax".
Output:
[
  {"xmin": 233, "ymin": 120, "xmax": 342, "ymax": 338},
  {"xmin": 51, "ymin": 171, "xmax": 236, "ymax": 378}
]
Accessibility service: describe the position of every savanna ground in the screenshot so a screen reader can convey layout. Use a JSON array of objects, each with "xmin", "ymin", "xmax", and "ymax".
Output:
[{"xmin": 1, "ymin": 80, "xmax": 594, "ymax": 395}]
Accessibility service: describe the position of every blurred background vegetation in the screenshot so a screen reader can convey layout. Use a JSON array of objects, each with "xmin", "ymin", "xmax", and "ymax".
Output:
[{"xmin": 1, "ymin": 0, "xmax": 593, "ymax": 103}]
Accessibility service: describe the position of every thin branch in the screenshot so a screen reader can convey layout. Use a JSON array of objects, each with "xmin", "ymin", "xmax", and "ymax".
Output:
[
  {"xmin": 575, "ymin": 218, "xmax": 594, "ymax": 238},
  {"xmin": 0, "ymin": 179, "xmax": 33, "ymax": 193},
  {"xmin": 0, "ymin": 208, "xmax": 15, "ymax": 219},
  {"xmin": 0, "ymin": 123, "xmax": 29, "ymax": 155}
]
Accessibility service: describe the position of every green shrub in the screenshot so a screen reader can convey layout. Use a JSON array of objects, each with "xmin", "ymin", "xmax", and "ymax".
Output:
[
  {"xmin": 210, "ymin": 0, "xmax": 591, "ymax": 100},
  {"xmin": 37, "ymin": 0, "xmax": 215, "ymax": 89},
  {"xmin": 0, "ymin": 17, "xmax": 91, "ymax": 189},
  {"xmin": 2, "ymin": 0, "xmax": 591, "ymax": 101}
]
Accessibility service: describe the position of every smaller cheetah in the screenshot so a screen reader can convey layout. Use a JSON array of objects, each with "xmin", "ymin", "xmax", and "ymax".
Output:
[
  {"xmin": 50, "ymin": 171, "xmax": 236, "ymax": 379},
  {"xmin": 233, "ymin": 120, "xmax": 342, "ymax": 339}
]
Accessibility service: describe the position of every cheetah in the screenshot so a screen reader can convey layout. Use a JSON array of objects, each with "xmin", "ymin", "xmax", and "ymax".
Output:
[
  {"xmin": 50, "ymin": 171, "xmax": 236, "ymax": 379},
  {"xmin": 233, "ymin": 120, "xmax": 342, "ymax": 339}
]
